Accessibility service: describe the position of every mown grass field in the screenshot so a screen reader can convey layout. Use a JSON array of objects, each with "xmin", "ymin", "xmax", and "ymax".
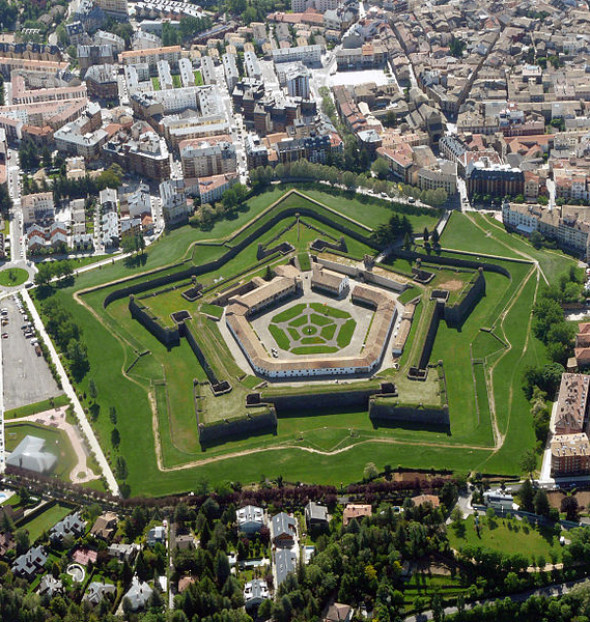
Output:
[
  {"xmin": 22, "ymin": 503, "xmax": 73, "ymax": 543},
  {"xmin": 29, "ymin": 189, "xmax": 579, "ymax": 496},
  {"xmin": 448, "ymin": 514, "xmax": 562, "ymax": 563}
]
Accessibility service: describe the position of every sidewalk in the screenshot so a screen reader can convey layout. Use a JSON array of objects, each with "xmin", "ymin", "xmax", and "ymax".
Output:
[{"xmin": 21, "ymin": 289, "xmax": 119, "ymax": 496}]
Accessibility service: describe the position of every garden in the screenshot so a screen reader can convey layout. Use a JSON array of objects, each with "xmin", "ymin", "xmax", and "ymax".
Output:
[{"xmin": 268, "ymin": 302, "xmax": 358, "ymax": 355}]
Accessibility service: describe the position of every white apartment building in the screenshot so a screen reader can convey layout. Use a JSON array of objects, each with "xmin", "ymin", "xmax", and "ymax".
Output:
[
  {"xmin": 271, "ymin": 45, "xmax": 324, "ymax": 65},
  {"xmin": 222, "ymin": 53, "xmax": 239, "ymax": 91},
  {"xmin": 244, "ymin": 51, "xmax": 262, "ymax": 81},
  {"xmin": 160, "ymin": 179, "xmax": 192, "ymax": 226},
  {"xmin": 178, "ymin": 57, "xmax": 195, "ymax": 87},
  {"xmin": 157, "ymin": 59, "xmax": 173, "ymax": 90},
  {"xmin": 200, "ymin": 56, "xmax": 217, "ymax": 85}
]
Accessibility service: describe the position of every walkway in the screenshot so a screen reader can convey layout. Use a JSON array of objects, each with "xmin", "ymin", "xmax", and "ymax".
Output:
[
  {"xmin": 7, "ymin": 406, "xmax": 100, "ymax": 484},
  {"xmin": 21, "ymin": 289, "xmax": 119, "ymax": 496}
]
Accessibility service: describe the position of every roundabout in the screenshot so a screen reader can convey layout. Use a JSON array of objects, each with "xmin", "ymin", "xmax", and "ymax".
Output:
[{"xmin": 0, "ymin": 266, "xmax": 28, "ymax": 287}]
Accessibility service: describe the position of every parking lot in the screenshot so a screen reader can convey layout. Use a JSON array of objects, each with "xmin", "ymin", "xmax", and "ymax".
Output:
[{"xmin": 2, "ymin": 295, "xmax": 62, "ymax": 410}]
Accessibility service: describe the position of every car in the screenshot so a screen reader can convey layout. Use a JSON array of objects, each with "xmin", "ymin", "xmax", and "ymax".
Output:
[
  {"xmin": 21, "ymin": 325, "xmax": 28, "ymax": 330},
  {"xmin": 408, "ymin": 197, "xmax": 416, "ymax": 203},
  {"xmin": 1, "ymin": 333, "xmax": 7, "ymax": 339},
  {"xmin": 30, "ymin": 339, "xmax": 38, "ymax": 346}
]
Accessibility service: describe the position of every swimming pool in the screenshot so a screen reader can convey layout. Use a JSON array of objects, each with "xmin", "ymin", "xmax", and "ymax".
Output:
[{"xmin": 0, "ymin": 493, "xmax": 7, "ymax": 504}]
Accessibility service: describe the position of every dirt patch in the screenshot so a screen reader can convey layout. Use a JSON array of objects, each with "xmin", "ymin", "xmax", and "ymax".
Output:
[
  {"xmin": 437, "ymin": 279, "xmax": 464, "ymax": 292},
  {"xmin": 548, "ymin": 490, "xmax": 590, "ymax": 510}
]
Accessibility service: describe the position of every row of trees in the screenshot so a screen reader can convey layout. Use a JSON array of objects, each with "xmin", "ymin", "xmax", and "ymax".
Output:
[
  {"xmin": 371, "ymin": 213, "xmax": 414, "ymax": 247},
  {"xmin": 249, "ymin": 160, "xmax": 448, "ymax": 207},
  {"xmin": 161, "ymin": 16, "xmax": 213, "ymax": 45},
  {"xmin": 532, "ymin": 269, "xmax": 583, "ymax": 365},
  {"xmin": 41, "ymin": 298, "xmax": 89, "ymax": 381},
  {"xmin": 34, "ymin": 260, "xmax": 73, "ymax": 286}
]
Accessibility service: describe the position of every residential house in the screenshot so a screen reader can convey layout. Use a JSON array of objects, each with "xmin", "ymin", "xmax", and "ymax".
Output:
[
  {"xmin": 173, "ymin": 534, "xmax": 195, "ymax": 551},
  {"xmin": 236, "ymin": 505, "xmax": 265, "ymax": 536},
  {"xmin": 324, "ymin": 602, "xmax": 353, "ymax": 622},
  {"xmin": 305, "ymin": 501, "xmax": 329, "ymax": 529},
  {"xmin": 0, "ymin": 531, "xmax": 15, "ymax": 556},
  {"xmin": 83, "ymin": 582, "xmax": 117, "ymax": 607},
  {"xmin": 49, "ymin": 511, "xmax": 87, "ymax": 545},
  {"xmin": 244, "ymin": 579, "xmax": 270, "ymax": 611},
  {"xmin": 12, "ymin": 546, "xmax": 48, "ymax": 580},
  {"xmin": 123, "ymin": 576, "xmax": 153, "ymax": 611},
  {"xmin": 274, "ymin": 548, "xmax": 297, "ymax": 586},
  {"xmin": 270, "ymin": 512, "xmax": 297, "ymax": 547},
  {"xmin": 90, "ymin": 512, "xmax": 118, "ymax": 540},
  {"xmin": 38, "ymin": 575, "xmax": 63, "ymax": 598},
  {"xmin": 108, "ymin": 542, "xmax": 140, "ymax": 563},
  {"xmin": 342, "ymin": 504, "xmax": 372, "ymax": 527},
  {"xmin": 147, "ymin": 525, "xmax": 166, "ymax": 546}
]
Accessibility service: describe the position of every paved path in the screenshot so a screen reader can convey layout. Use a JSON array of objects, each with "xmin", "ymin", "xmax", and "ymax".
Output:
[
  {"xmin": 8, "ymin": 406, "xmax": 100, "ymax": 484},
  {"xmin": 404, "ymin": 577, "xmax": 590, "ymax": 621},
  {"xmin": 21, "ymin": 289, "xmax": 119, "ymax": 496}
]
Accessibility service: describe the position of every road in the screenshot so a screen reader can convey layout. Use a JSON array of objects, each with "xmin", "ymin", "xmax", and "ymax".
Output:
[
  {"xmin": 404, "ymin": 577, "xmax": 590, "ymax": 621},
  {"xmin": 21, "ymin": 289, "xmax": 120, "ymax": 496}
]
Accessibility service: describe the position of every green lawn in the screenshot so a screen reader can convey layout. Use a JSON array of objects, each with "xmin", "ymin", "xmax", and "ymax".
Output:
[
  {"xmin": 337, "ymin": 318, "xmax": 356, "ymax": 348},
  {"xmin": 172, "ymin": 73, "xmax": 181, "ymax": 88},
  {"xmin": 5, "ymin": 395, "xmax": 69, "ymax": 420},
  {"xmin": 298, "ymin": 252, "xmax": 311, "ymax": 271},
  {"xmin": 151, "ymin": 77, "xmax": 160, "ymax": 90},
  {"xmin": 21, "ymin": 503, "xmax": 73, "ymax": 542},
  {"xmin": 200, "ymin": 303, "xmax": 223, "ymax": 319},
  {"xmin": 310, "ymin": 302, "xmax": 350, "ymax": 319},
  {"xmin": 0, "ymin": 267, "xmax": 28, "ymax": 287},
  {"xmin": 273, "ymin": 303, "xmax": 306, "ymax": 323},
  {"xmin": 193, "ymin": 70, "xmax": 203, "ymax": 85},
  {"xmin": 448, "ymin": 514, "xmax": 562, "ymax": 563},
  {"xmin": 269, "ymin": 324, "xmax": 290, "ymax": 350},
  {"xmin": 291, "ymin": 345, "xmax": 338, "ymax": 354}
]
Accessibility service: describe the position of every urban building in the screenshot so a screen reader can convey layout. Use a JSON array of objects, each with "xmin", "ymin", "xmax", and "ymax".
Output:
[{"xmin": 179, "ymin": 135, "xmax": 237, "ymax": 178}]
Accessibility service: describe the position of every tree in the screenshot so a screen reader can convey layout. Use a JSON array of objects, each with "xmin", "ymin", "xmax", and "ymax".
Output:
[
  {"xmin": 111, "ymin": 427, "xmax": 120, "ymax": 448},
  {"xmin": 520, "ymin": 449, "xmax": 537, "ymax": 479},
  {"xmin": 214, "ymin": 550, "xmax": 231, "ymax": 587},
  {"xmin": 532, "ymin": 298, "xmax": 564, "ymax": 340},
  {"xmin": 34, "ymin": 263, "xmax": 54, "ymax": 286},
  {"xmin": 561, "ymin": 495, "xmax": 579, "ymax": 521},
  {"xmin": 371, "ymin": 158, "xmax": 389, "ymax": 180},
  {"xmin": 423, "ymin": 227, "xmax": 429, "ymax": 243},
  {"xmin": 109, "ymin": 406, "xmax": 117, "ymax": 425},
  {"xmin": 518, "ymin": 478, "xmax": 535, "ymax": 512},
  {"xmin": 116, "ymin": 456, "xmax": 128, "ymax": 480},
  {"xmin": 363, "ymin": 462, "xmax": 379, "ymax": 481},
  {"xmin": 14, "ymin": 529, "xmax": 29, "ymax": 555},
  {"xmin": 431, "ymin": 228, "xmax": 440, "ymax": 247},
  {"xmin": 67, "ymin": 339, "xmax": 89, "ymax": 381},
  {"xmin": 534, "ymin": 489, "xmax": 550, "ymax": 517},
  {"xmin": 449, "ymin": 36, "xmax": 466, "ymax": 57},
  {"xmin": 88, "ymin": 379, "xmax": 98, "ymax": 400},
  {"xmin": 403, "ymin": 232, "xmax": 412, "ymax": 250},
  {"xmin": 530, "ymin": 230, "xmax": 544, "ymax": 249}
]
